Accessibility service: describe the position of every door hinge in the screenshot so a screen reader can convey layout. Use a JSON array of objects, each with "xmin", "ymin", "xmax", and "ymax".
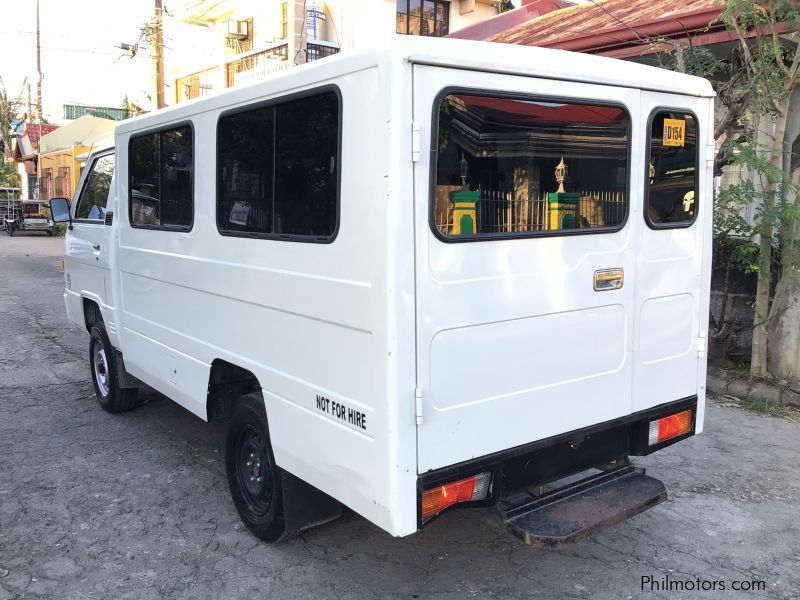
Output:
[
  {"xmin": 697, "ymin": 331, "xmax": 706, "ymax": 358},
  {"xmin": 415, "ymin": 387, "xmax": 423, "ymax": 425},
  {"xmin": 412, "ymin": 121, "xmax": 421, "ymax": 163}
]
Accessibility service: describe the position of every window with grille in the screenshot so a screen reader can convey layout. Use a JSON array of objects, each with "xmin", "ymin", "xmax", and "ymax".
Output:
[{"xmin": 396, "ymin": 0, "xmax": 449, "ymax": 37}]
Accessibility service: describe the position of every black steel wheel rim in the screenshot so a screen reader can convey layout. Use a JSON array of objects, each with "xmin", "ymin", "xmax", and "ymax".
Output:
[{"xmin": 235, "ymin": 424, "xmax": 273, "ymax": 516}]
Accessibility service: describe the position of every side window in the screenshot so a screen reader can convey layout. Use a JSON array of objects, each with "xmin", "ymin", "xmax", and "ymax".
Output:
[
  {"xmin": 433, "ymin": 94, "xmax": 629, "ymax": 239},
  {"xmin": 646, "ymin": 110, "xmax": 698, "ymax": 227},
  {"xmin": 217, "ymin": 90, "xmax": 339, "ymax": 241},
  {"xmin": 75, "ymin": 154, "xmax": 114, "ymax": 220},
  {"xmin": 129, "ymin": 124, "xmax": 193, "ymax": 230}
]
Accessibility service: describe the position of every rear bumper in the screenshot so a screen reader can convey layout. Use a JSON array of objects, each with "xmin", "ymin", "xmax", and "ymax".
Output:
[{"xmin": 417, "ymin": 396, "xmax": 697, "ymax": 528}]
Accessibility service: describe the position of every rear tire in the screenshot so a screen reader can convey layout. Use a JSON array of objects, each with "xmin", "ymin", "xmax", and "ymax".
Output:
[
  {"xmin": 89, "ymin": 321, "xmax": 138, "ymax": 413},
  {"xmin": 225, "ymin": 394, "xmax": 287, "ymax": 542}
]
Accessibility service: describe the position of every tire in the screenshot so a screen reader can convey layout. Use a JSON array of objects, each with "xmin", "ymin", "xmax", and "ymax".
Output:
[
  {"xmin": 225, "ymin": 394, "xmax": 287, "ymax": 542},
  {"xmin": 46, "ymin": 230, "xmax": 53, "ymax": 236},
  {"xmin": 89, "ymin": 320, "xmax": 138, "ymax": 413}
]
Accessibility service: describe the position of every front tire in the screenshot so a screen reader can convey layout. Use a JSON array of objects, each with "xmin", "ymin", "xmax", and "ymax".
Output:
[
  {"xmin": 225, "ymin": 394, "xmax": 287, "ymax": 542},
  {"xmin": 89, "ymin": 321, "xmax": 138, "ymax": 413}
]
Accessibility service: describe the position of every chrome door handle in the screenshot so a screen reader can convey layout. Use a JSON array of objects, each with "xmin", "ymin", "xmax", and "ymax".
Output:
[{"xmin": 594, "ymin": 268, "xmax": 624, "ymax": 291}]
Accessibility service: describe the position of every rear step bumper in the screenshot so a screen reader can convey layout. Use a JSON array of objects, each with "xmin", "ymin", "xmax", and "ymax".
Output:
[{"xmin": 499, "ymin": 464, "xmax": 666, "ymax": 546}]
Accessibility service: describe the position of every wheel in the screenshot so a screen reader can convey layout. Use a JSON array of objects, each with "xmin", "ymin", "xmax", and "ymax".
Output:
[
  {"xmin": 89, "ymin": 320, "xmax": 138, "ymax": 413},
  {"xmin": 7, "ymin": 226, "xmax": 13, "ymax": 237},
  {"xmin": 47, "ymin": 230, "xmax": 53, "ymax": 236},
  {"xmin": 225, "ymin": 394, "xmax": 287, "ymax": 542}
]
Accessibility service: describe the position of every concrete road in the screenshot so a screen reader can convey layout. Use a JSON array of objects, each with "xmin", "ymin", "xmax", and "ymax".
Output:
[{"xmin": 1, "ymin": 233, "xmax": 799, "ymax": 600}]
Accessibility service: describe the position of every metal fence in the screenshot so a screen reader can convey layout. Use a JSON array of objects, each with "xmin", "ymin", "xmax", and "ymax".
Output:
[{"xmin": 436, "ymin": 188, "xmax": 626, "ymax": 235}]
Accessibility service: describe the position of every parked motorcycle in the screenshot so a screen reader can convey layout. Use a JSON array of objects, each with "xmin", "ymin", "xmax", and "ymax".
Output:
[{"xmin": 5, "ymin": 214, "xmax": 17, "ymax": 236}]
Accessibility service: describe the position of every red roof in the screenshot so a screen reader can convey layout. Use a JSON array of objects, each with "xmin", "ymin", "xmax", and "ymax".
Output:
[
  {"xmin": 488, "ymin": 0, "xmax": 725, "ymax": 57},
  {"xmin": 25, "ymin": 123, "xmax": 59, "ymax": 148}
]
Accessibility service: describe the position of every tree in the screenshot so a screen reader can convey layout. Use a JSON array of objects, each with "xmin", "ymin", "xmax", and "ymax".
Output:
[
  {"xmin": 0, "ymin": 161, "xmax": 18, "ymax": 188},
  {"xmin": 496, "ymin": 0, "xmax": 515, "ymax": 13},
  {"xmin": 0, "ymin": 76, "xmax": 25, "ymax": 163},
  {"xmin": 721, "ymin": 0, "xmax": 800, "ymax": 377}
]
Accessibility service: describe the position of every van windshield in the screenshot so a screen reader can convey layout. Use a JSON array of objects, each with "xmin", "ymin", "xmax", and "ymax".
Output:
[{"xmin": 433, "ymin": 94, "xmax": 629, "ymax": 238}]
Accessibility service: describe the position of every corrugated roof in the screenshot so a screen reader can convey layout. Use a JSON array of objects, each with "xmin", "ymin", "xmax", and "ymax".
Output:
[
  {"xmin": 490, "ymin": 0, "xmax": 720, "ymax": 48},
  {"xmin": 39, "ymin": 115, "xmax": 116, "ymax": 154}
]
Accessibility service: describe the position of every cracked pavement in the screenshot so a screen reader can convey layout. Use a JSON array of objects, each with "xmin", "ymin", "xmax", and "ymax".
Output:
[{"xmin": 1, "ymin": 233, "xmax": 799, "ymax": 599}]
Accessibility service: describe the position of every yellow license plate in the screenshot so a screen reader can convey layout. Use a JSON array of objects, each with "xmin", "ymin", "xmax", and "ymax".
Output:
[{"xmin": 663, "ymin": 118, "xmax": 686, "ymax": 147}]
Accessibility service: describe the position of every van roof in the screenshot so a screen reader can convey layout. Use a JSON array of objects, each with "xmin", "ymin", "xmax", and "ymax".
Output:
[{"xmin": 117, "ymin": 36, "xmax": 714, "ymax": 135}]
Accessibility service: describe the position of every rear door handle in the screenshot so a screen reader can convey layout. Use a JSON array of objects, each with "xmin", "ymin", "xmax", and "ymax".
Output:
[{"xmin": 594, "ymin": 268, "xmax": 624, "ymax": 291}]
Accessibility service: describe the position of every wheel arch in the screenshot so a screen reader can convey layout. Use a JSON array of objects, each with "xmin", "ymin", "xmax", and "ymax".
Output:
[
  {"xmin": 82, "ymin": 297, "xmax": 102, "ymax": 332},
  {"xmin": 206, "ymin": 359, "xmax": 263, "ymax": 422}
]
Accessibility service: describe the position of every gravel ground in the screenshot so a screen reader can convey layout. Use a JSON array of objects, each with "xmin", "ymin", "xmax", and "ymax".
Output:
[{"xmin": 1, "ymin": 232, "xmax": 799, "ymax": 600}]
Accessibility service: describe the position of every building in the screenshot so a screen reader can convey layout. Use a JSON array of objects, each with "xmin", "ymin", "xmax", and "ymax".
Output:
[
  {"xmin": 168, "ymin": 0, "xmax": 500, "ymax": 104},
  {"xmin": 63, "ymin": 104, "xmax": 139, "ymax": 122},
  {"xmin": 37, "ymin": 116, "xmax": 116, "ymax": 202},
  {"xmin": 12, "ymin": 123, "xmax": 60, "ymax": 201}
]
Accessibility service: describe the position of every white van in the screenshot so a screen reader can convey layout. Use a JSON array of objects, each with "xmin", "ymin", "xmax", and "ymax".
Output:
[{"xmin": 50, "ymin": 37, "xmax": 714, "ymax": 545}]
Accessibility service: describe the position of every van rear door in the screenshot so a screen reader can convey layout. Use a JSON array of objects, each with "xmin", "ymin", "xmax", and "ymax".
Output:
[
  {"xmin": 413, "ymin": 66, "xmax": 641, "ymax": 473},
  {"xmin": 631, "ymin": 93, "xmax": 709, "ymax": 413}
]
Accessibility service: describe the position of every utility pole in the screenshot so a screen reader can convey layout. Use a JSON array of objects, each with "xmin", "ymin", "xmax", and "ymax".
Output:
[
  {"xmin": 35, "ymin": 0, "xmax": 43, "ymax": 123},
  {"xmin": 153, "ymin": 0, "xmax": 165, "ymax": 109}
]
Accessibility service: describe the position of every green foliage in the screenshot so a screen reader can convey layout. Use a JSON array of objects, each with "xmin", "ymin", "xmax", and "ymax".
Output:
[
  {"xmin": 0, "ymin": 161, "xmax": 18, "ymax": 187},
  {"xmin": 655, "ymin": 44, "xmax": 726, "ymax": 80}
]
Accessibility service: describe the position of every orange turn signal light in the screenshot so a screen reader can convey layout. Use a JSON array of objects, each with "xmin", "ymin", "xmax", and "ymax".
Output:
[
  {"xmin": 421, "ymin": 472, "xmax": 491, "ymax": 521},
  {"xmin": 648, "ymin": 409, "xmax": 693, "ymax": 446}
]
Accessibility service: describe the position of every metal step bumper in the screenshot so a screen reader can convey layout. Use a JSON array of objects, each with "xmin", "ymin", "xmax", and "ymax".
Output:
[{"xmin": 499, "ymin": 464, "xmax": 667, "ymax": 546}]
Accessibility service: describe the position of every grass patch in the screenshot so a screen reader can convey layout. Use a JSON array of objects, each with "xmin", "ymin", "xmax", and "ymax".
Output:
[{"xmin": 716, "ymin": 394, "xmax": 799, "ymax": 420}]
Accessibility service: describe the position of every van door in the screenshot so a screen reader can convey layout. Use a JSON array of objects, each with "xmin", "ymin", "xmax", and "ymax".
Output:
[
  {"xmin": 631, "ymin": 94, "xmax": 708, "ymax": 412},
  {"xmin": 413, "ymin": 65, "xmax": 641, "ymax": 473},
  {"xmin": 67, "ymin": 152, "xmax": 115, "ymax": 320}
]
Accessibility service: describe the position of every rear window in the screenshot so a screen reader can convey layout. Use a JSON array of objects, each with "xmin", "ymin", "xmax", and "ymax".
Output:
[
  {"xmin": 646, "ymin": 110, "xmax": 698, "ymax": 227},
  {"xmin": 432, "ymin": 93, "xmax": 629, "ymax": 239}
]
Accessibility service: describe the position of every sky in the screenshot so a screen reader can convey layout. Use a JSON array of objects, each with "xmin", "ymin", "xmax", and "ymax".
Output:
[
  {"xmin": 0, "ymin": 0, "xmax": 158, "ymax": 123},
  {"xmin": 0, "ymin": 0, "xmax": 524, "ymax": 124}
]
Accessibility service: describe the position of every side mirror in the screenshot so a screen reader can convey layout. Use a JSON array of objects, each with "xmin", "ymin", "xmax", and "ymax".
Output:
[{"xmin": 49, "ymin": 197, "xmax": 71, "ymax": 225}]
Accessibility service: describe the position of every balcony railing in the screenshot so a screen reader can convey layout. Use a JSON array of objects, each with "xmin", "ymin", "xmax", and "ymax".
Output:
[
  {"xmin": 175, "ymin": 67, "xmax": 219, "ymax": 103},
  {"xmin": 225, "ymin": 44, "xmax": 289, "ymax": 87},
  {"xmin": 307, "ymin": 42, "xmax": 339, "ymax": 62},
  {"xmin": 175, "ymin": 41, "xmax": 341, "ymax": 104}
]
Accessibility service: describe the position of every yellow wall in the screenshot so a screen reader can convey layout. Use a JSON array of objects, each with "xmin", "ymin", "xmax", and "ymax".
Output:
[{"xmin": 38, "ymin": 145, "xmax": 90, "ymax": 201}]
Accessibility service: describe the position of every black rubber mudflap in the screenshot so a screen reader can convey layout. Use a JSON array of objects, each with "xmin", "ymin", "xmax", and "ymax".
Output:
[{"xmin": 499, "ymin": 465, "xmax": 666, "ymax": 546}]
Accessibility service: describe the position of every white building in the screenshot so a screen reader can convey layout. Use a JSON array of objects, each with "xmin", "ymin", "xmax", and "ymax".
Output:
[{"xmin": 166, "ymin": 0, "xmax": 500, "ymax": 104}]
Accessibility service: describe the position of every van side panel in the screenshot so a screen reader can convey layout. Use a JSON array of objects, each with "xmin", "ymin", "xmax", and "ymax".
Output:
[{"xmin": 114, "ymin": 63, "xmax": 410, "ymax": 535}]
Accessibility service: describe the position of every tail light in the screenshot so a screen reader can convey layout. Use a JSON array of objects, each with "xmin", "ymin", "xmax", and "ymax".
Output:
[
  {"xmin": 648, "ymin": 409, "xmax": 693, "ymax": 446},
  {"xmin": 421, "ymin": 472, "xmax": 492, "ymax": 521}
]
